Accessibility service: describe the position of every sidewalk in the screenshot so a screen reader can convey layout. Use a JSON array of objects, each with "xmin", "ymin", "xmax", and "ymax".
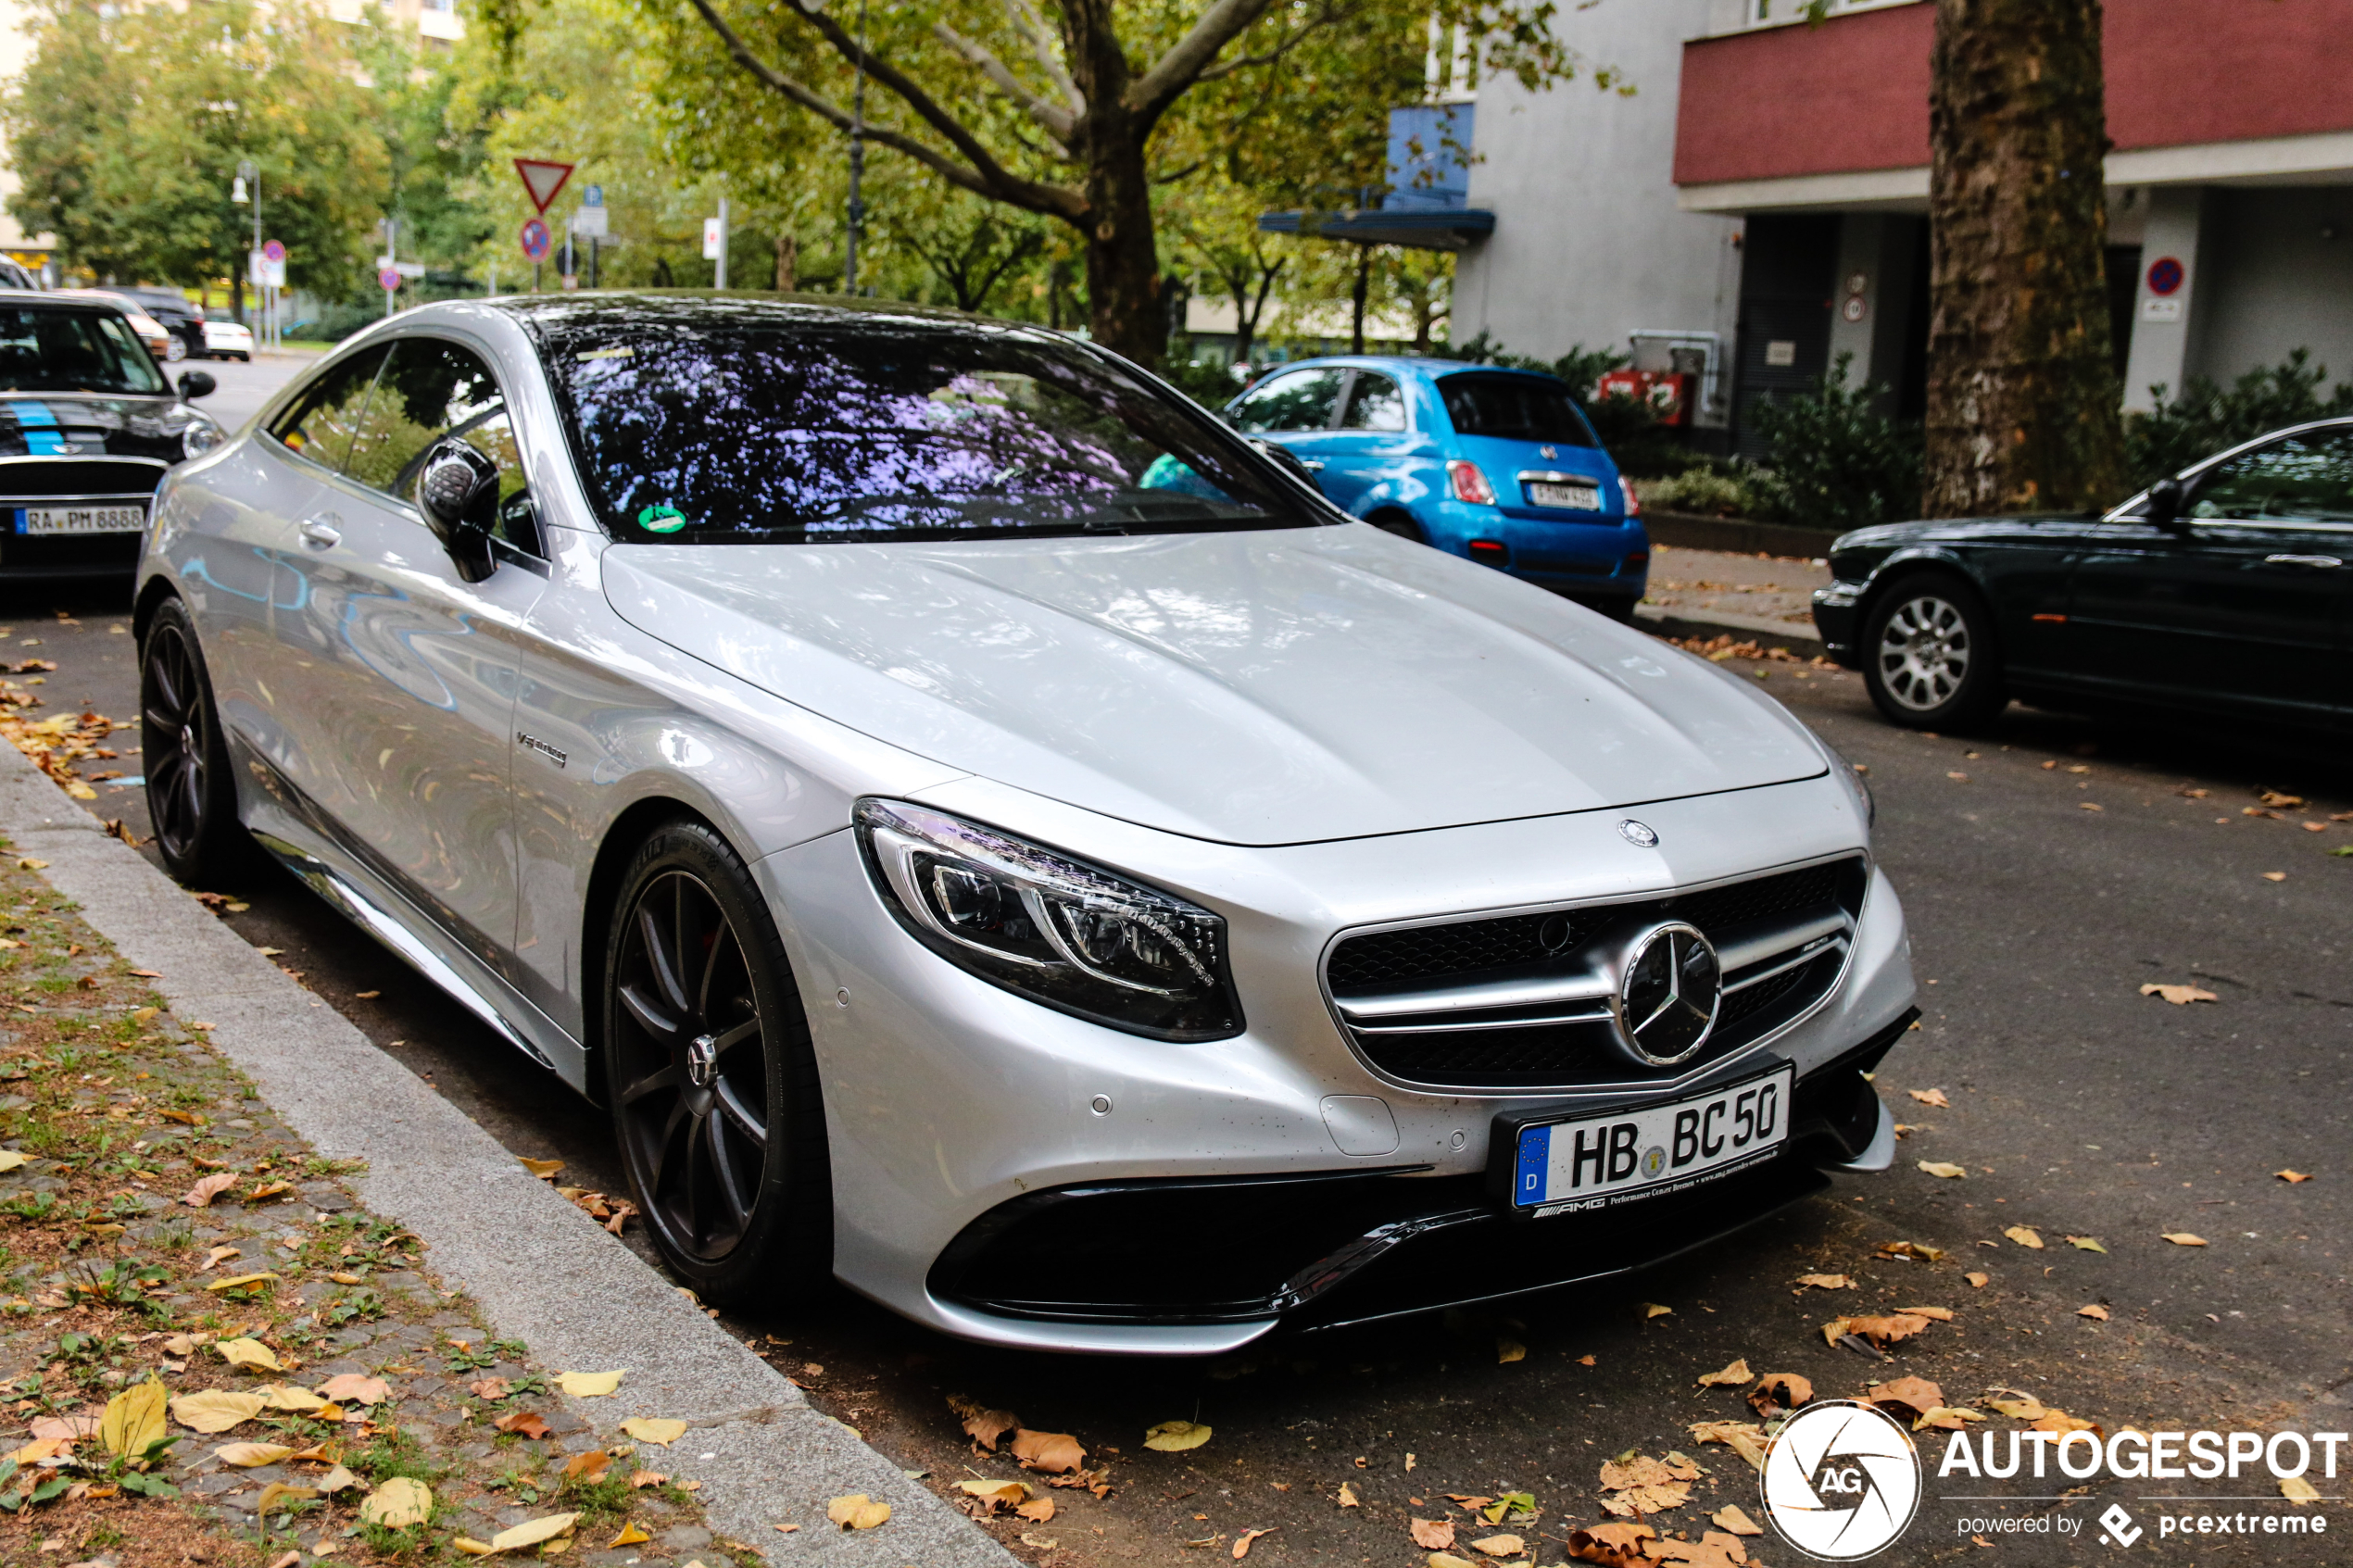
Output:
[
  {"xmin": 1634, "ymin": 544, "xmax": 1832, "ymax": 655},
  {"xmin": 0, "ymin": 744, "xmax": 1012, "ymax": 1566}
]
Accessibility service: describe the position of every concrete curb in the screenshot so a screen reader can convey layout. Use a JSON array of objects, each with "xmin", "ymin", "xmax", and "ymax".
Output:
[
  {"xmin": 0, "ymin": 744, "xmax": 1013, "ymax": 1566},
  {"xmin": 1634, "ymin": 601, "xmax": 1828, "ymax": 657}
]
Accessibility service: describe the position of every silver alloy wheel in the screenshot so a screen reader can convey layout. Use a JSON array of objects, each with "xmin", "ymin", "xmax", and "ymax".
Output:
[{"xmin": 1875, "ymin": 592, "xmax": 1972, "ymax": 712}]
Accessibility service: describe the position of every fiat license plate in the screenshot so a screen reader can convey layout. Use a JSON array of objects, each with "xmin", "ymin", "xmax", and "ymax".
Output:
[
  {"xmin": 1506, "ymin": 1065, "xmax": 1792, "ymax": 1217},
  {"xmin": 1526, "ymin": 482, "xmax": 1602, "ymax": 510},
  {"xmin": 14, "ymin": 503, "xmax": 145, "ymax": 535}
]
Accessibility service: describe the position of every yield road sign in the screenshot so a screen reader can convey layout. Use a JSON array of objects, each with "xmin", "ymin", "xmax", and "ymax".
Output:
[
  {"xmin": 261, "ymin": 239, "xmax": 286, "ymax": 264},
  {"xmin": 513, "ymin": 158, "xmax": 575, "ymax": 215},
  {"xmin": 520, "ymin": 219, "xmax": 553, "ymax": 260}
]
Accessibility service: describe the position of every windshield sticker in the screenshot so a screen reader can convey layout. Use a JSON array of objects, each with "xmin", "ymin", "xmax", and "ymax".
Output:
[{"xmin": 637, "ymin": 503, "xmax": 686, "ymax": 533}]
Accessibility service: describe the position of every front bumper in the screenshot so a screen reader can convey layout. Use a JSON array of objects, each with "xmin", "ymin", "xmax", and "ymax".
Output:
[
  {"xmin": 761, "ymin": 771, "xmax": 1910, "ymax": 1354},
  {"xmin": 1812, "ymin": 582, "xmax": 1865, "ymax": 667}
]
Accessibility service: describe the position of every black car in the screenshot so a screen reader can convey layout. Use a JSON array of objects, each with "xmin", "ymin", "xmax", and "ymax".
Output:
[
  {"xmin": 0, "ymin": 292, "xmax": 224, "ymax": 579},
  {"xmin": 1813, "ymin": 420, "xmax": 2351, "ymax": 735},
  {"xmin": 119, "ymin": 289, "xmax": 207, "ymax": 363}
]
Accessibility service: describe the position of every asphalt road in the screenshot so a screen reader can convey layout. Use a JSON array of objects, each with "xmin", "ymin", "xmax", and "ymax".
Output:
[{"xmin": 8, "ymin": 365, "xmax": 2346, "ymax": 1564}]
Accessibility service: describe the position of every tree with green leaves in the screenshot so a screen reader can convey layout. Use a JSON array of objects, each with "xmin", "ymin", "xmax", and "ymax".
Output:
[
  {"xmin": 619, "ymin": 0, "xmax": 1595, "ymax": 365},
  {"xmin": 3, "ymin": 0, "xmax": 389, "ymax": 307}
]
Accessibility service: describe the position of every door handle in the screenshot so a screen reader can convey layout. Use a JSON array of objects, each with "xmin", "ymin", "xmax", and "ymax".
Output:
[
  {"xmin": 2264, "ymin": 553, "xmax": 2342, "ymax": 569},
  {"xmin": 1300, "ymin": 459, "xmax": 1326, "ymax": 472},
  {"xmin": 299, "ymin": 515, "xmax": 342, "ymax": 549}
]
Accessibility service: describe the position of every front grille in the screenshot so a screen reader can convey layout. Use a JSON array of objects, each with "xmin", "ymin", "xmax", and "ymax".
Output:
[
  {"xmin": 0, "ymin": 458, "xmax": 167, "ymax": 499},
  {"xmin": 1327, "ymin": 857, "xmax": 1866, "ymax": 1091}
]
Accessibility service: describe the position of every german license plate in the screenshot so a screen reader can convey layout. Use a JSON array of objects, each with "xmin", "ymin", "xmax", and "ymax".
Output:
[
  {"xmin": 1527, "ymin": 482, "xmax": 1601, "ymax": 511},
  {"xmin": 1505, "ymin": 1065, "xmax": 1793, "ymax": 1217},
  {"xmin": 14, "ymin": 503, "xmax": 145, "ymax": 535}
]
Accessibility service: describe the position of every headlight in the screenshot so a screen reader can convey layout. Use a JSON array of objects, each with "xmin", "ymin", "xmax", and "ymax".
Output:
[
  {"xmin": 855, "ymin": 799, "xmax": 1241, "ymax": 1041},
  {"xmin": 180, "ymin": 419, "xmax": 223, "ymax": 460},
  {"xmin": 1815, "ymin": 737, "xmax": 1874, "ymax": 829}
]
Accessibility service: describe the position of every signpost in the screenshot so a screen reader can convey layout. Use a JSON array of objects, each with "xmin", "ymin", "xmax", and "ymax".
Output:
[{"xmin": 569, "ymin": 185, "xmax": 606, "ymax": 290}]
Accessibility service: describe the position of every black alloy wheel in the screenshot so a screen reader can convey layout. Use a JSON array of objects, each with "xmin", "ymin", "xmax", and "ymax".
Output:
[
  {"xmin": 1367, "ymin": 510, "xmax": 1427, "ymax": 544},
  {"xmin": 604, "ymin": 820, "xmax": 829, "ymax": 1304},
  {"xmin": 140, "ymin": 598, "xmax": 252, "ymax": 884},
  {"xmin": 1860, "ymin": 573, "xmax": 2007, "ymax": 731}
]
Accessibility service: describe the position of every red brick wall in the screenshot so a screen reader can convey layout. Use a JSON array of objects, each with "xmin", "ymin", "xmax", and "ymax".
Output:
[{"xmin": 1673, "ymin": 0, "xmax": 2353, "ymax": 189}]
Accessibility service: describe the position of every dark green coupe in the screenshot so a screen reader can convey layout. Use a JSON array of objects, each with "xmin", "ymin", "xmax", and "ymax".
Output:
[{"xmin": 1813, "ymin": 420, "xmax": 2350, "ymax": 734}]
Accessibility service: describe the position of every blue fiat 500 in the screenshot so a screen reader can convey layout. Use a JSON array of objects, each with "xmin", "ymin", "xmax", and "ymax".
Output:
[{"xmin": 1223, "ymin": 357, "xmax": 1648, "ymax": 617}]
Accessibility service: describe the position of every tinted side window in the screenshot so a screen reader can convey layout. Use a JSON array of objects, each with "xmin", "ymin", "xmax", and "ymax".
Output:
[
  {"xmin": 2189, "ymin": 430, "xmax": 2353, "ymax": 523},
  {"xmin": 1229, "ymin": 369, "xmax": 1344, "ymax": 433},
  {"xmin": 1340, "ymin": 372, "xmax": 1407, "ymax": 433},
  {"xmin": 344, "ymin": 338, "xmax": 521, "ymax": 508},
  {"xmin": 1439, "ymin": 374, "xmax": 1597, "ymax": 446},
  {"xmin": 269, "ymin": 348, "xmax": 389, "ymax": 472}
]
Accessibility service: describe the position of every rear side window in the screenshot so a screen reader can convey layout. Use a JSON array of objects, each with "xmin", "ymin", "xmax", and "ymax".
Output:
[
  {"xmin": 1340, "ymin": 372, "xmax": 1408, "ymax": 432},
  {"xmin": 2188, "ymin": 429, "xmax": 2353, "ymax": 522},
  {"xmin": 1229, "ymin": 368, "xmax": 1343, "ymax": 433},
  {"xmin": 1439, "ymin": 374, "xmax": 1597, "ymax": 446},
  {"xmin": 343, "ymin": 337, "xmax": 522, "ymax": 509},
  {"xmin": 269, "ymin": 347, "xmax": 389, "ymax": 471}
]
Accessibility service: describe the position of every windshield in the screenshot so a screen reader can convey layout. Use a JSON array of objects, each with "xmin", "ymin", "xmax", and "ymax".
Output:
[
  {"xmin": 1439, "ymin": 373, "xmax": 1597, "ymax": 447},
  {"xmin": 531, "ymin": 300, "xmax": 1322, "ymax": 544},
  {"xmin": 0, "ymin": 307, "xmax": 168, "ymax": 395}
]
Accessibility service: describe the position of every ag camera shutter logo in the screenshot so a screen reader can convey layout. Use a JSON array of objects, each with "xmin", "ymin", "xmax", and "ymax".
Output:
[{"xmin": 1762, "ymin": 1400, "xmax": 1921, "ymax": 1560}]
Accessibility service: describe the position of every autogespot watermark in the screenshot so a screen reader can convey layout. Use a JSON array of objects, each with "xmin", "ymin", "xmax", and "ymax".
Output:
[{"xmin": 1757, "ymin": 1416, "xmax": 2344, "ymax": 1559}]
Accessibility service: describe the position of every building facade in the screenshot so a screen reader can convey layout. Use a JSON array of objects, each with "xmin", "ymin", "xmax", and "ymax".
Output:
[{"xmin": 1455, "ymin": 0, "xmax": 2353, "ymax": 453}]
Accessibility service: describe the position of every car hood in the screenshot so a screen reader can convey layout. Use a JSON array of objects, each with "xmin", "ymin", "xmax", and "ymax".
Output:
[
  {"xmin": 602, "ymin": 526, "xmax": 1827, "ymax": 846},
  {"xmin": 0, "ymin": 392, "xmax": 201, "ymax": 463}
]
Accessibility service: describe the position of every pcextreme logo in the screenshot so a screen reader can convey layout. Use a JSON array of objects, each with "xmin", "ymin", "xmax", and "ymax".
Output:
[{"xmin": 1762, "ymin": 1401, "xmax": 1922, "ymax": 1561}]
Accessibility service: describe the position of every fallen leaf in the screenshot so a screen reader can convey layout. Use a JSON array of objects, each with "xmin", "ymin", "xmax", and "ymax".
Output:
[
  {"xmin": 1895, "ymin": 1306, "xmax": 1955, "ymax": 1321},
  {"xmin": 16, "ymin": 858, "xmax": 45, "ymax": 870},
  {"xmin": 1877, "ymin": 1239, "xmax": 1945, "ymax": 1262},
  {"xmin": 5, "ymin": 1436, "xmax": 66, "ymax": 1463},
  {"xmin": 2276, "ymin": 1170, "xmax": 2311, "ymax": 1184},
  {"xmin": 1746, "ymin": 1373, "xmax": 1811, "ymax": 1418},
  {"xmin": 1411, "ymin": 1519, "xmax": 1457, "ymax": 1549},
  {"xmin": 2003, "ymin": 1225, "xmax": 2044, "ymax": 1249},
  {"xmin": 315, "ymin": 1374, "xmax": 389, "ymax": 1406},
  {"xmin": 1864, "ymin": 1377, "xmax": 1945, "ymax": 1424},
  {"xmin": 2261, "ymin": 872, "xmax": 2287, "ymax": 882},
  {"xmin": 1567, "ymin": 1522, "xmax": 1657, "ymax": 1568},
  {"xmin": 1337, "ymin": 1482, "xmax": 1359, "ymax": 1508},
  {"xmin": 315, "ymin": 1466, "xmax": 361, "ymax": 1494},
  {"xmin": 1017, "ymin": 1495, "xmax": 1056, "ymax": 1523},
  {"xmin": 170, "ymin": 1388, "xmax": 267, "ymax": 1433},
  {"xmin": 1013, "ymin": 1429, "xmax": 1087, "ymax": 1473},
  {"xmin": 182, "ymin": 1172, "xmax": 238, "ymax": 1207},
  {"xmin": 949, "ymin": 1396, "xmax": 1019, "ymax": 1450},
  {"xmin": 2032, "ymin": 1411, "xmax": 2101, "ymax": 1438},
  {"xmin": 1232, "ymin": 1527, "xmax": 1275, "ymax": 1559},
  {"xmin": 957, "ymin": 1479, "xmax": 1030, "ymax": 1512},
  {"xmin": 2066, "ymin": 1235, "xmax": 2108, "ymax": 1253},
  {"xmin": 488, "ymin": 1512, "xmax": 580, "ymax": 1550},
  {"xmin": 1145, "ymin": 1420, "xmax": 1213, "ymax": 1452},
  {"xmin": 1914, "ymin": 1407, "xmax": 1986, "ymax": 1432},
  {"xmin": 98, "ymin": 1378, "xmax": 167, "ymax": 1458},
  {"xmin": 1686, "ymin": 1422, "xmax": 1768, "ymax": 1473},
  {"xmin": 1984, "ymin": 1393, "xmax": 2047, "ymax": 1420},
  {"xmin": 2078, "ymin": 1304, "xmax": 2110, "ymax": 1321},
  {"xmin": 258, "ymin": 1384, "xmax": 328, "ymax": 1413},
  {"xmin": 1818, "ymin": 1317, "xmax": 1852, "ymax": 1348},
  {"xmin": 1696, "ymin": 1359, "xmax": 1751, "ymax": 1388},
  {"xmin": 0, "ymin": 1151, "xmax": 26, "ymax": 1174},
  {"xmin": 1711, "ymin": 1505, "xmax": 1763, "ymax": 1537},
  {"xmin": 493, "ymin": 1411, "xmax": 550, "ymax": 1439},
  {"xmin": 452, "ymin": 1541, "xmax": 496, "ymax": 1557},
  {"xmin": 27, "ymin": 1414, "xmax": 98, "ymax": 1444},
  {"xmin": 467, "ymin": 1377, "xmax": 510, "ymax": 1401},
  {"xmin": 207, "ymin": 1273, "xmax": 279, "ymax": 1296},
  {"xmin": 1918, "ymin": 1160, "xmax": 1967, "ymax": 1179},
  {"xmin": 628, "ymin": 1470, "xmax": 666, "ymax": 1488},
  {"xmin": 1795, "ymin": 1273, "xmax": 1852, "ymax": 1291},
  {"xmin": 1469, "ymin": 1536, "xmax": 1523, "ymax": 1558},
  {"xmin": 1639, "ymin": 1302, "xmax": 1672, "ymax": 1319},
  {"xmin": 215, "ymin": 1337, "xmax": 283, "ymax": 1372},
  {"xmin": 2282, "ymin": 1475, "xmax": 2320, "ymax": 1504},
  {"xmin": 618, "ymin": 1418, "xmax": 686, "ymax": 1447},
  {"xmin": 1965, "ymin": 1272, "xmax": 1989, "ymax": 1287},
  {"xmin": 1576, "ymin": 1355, "xmax": 1595, "ymax": 1367},
  {"xmin": 2141, "ymin": 983, "xmax": 2218, "ymax": 1005},
  {"xmin": 824, "ymin": 1495, "xmax": 890, "ymax": 1531},
  {"xmin": 518, "ymin": 1158, "xmax": 563, "ymax": 1179},
  {"xmin": 1845, "ymin": 1314, "xmax": 1932, "ymax": 1349},
  {"xmin": 556, "ymin": 1370, "xmax": 623, "ymax": 1397},
  {"xmin": 244, "ymin": 1181, "xmax": 292, "ymax": 1203},
  {"xmin": 218, "ymin": 1442, "xmax": 296, "ymax": 1468},
  {"xmin": 609, "ymin": 1524, "xmax": 649, "ymax": 1549},
  {"xmin": 1428, "ymin": 1556, "xmax": 1478, "ymax": 1568},
  {"xmin": 2162, "ymin": 1232, "xmax": 2209, "ymax": 1247},
  {"xmin": 561, "ymin": 1450, "xmax": 611, "ymax": 1483},
  {"xmin": 1907, "ymin": 1088, "xmax": 1949, "ymax": 1108},
  {"xmin": 1496, "ymin": 1338, "xmax": 1526, "ymax": 1365},
  {"xmin": 254, "ymin": 1482, "xmax": 318, "ymax": 1515}
]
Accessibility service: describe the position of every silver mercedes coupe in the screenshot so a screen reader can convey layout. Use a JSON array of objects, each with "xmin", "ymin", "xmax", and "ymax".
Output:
[{"xmin": 135, "ymin": 296, "xmax": 1915, "ymax": 1354}]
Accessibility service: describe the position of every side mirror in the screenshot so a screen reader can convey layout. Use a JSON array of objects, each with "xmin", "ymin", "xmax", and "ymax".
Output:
[
  {"xmin": 1249, "ymin": 437, "xmax": 1317, "ymax": 487},
  {"xmin": 416, "ymin": 437, "xmax": 500, "ymax": 582},
  {"xmin": 177, "ymin": 370, "xmax": 216, "ymax": 401},
  {"xmin": 2145, "ymin": 476, "xmax": 2187, "ymax": 529}
]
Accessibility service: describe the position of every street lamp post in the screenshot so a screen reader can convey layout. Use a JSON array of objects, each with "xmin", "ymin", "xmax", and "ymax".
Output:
[
  {"xmin": 233, "ymin": 160, "xmax": 259, "ymax": 332},
  {"xmin": 844, "ymin": 0, "xmax": 869, "ymax": 295}
]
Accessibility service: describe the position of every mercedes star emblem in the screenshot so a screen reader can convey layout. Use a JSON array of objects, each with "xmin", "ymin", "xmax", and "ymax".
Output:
[
  {"xmin": 1617, "ymin": 819, "xmax": 1660, "ymax": 847},
  {"xmin": 1616, "ymin": 922, "xmax": 1722, "ymax": 1065},
  {"xmin": 686, "ymin": 1032, "xmax": 720, "ymax": 1088}
]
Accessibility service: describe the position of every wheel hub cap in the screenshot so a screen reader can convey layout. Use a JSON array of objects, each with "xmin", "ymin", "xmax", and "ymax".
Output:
[
  {"xmin": 180, "ymin": 723, "xmax": 195, "ymax": 757},
  {"xmin": 686, "ymin": 1032, "xmax": 718, "ymax": 1089}
]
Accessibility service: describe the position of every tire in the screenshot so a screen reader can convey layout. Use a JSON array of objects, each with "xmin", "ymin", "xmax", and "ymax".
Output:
[
  {"xmin": 603, "ymin": 819, "xmax": 831, "ymax": 1306},
  {"xmin": 1592, "ymin": 597, "xmax": 1638, "ymax": 625},
  {"xmin": 164, "ymin": 336, "xmax": 187, "ymax": 363},
  {"xmin": 237, "ymin": 354, "xmax": 250, "ymax": 363},
  {"xmin": 140, "ymin": 598, "xmax": 257, "ymax": 884},
  {"xmin": 1367, "ymin": 510, "xmax": 1426, "ymax": 545},
  {"xmin": 1860, "ymin": 573, "xmax": 2006, "ymax": 730}
]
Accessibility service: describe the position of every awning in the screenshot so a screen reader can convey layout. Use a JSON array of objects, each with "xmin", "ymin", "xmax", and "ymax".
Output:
[{"xmin": 1256, "ymin": 207, "xmax": 1495, "ymax": 252}]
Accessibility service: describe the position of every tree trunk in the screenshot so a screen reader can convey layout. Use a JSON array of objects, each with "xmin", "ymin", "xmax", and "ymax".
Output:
[
  {"xmin": 1350, "ymin": 246, "xmax": 1369, "ymax": 355},
  {"xmin": 1924, "ymin": 0, "xmax": 2124, "ymax": 516},
  {"xmin": 774, "ymin": 232, "xmax": 797, "ymax": 291},
  {"xmin": 1080, "ymin": 138, "xmax": 1163, "ymax": 366}
]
